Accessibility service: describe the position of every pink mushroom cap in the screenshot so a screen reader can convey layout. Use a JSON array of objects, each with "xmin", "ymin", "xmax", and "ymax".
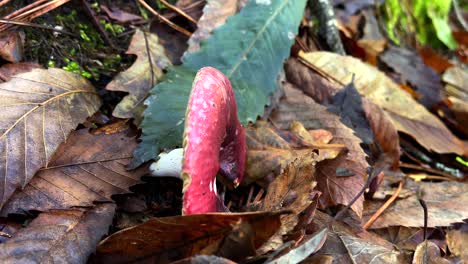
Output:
[{"xmin": 181, "ymin": 67, "xmax": 246, "ymax": 215}]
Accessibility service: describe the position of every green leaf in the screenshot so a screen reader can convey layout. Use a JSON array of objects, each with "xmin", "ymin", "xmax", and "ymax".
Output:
[{"xmin": 131, "ymin": 0, "xmax": 307, "ymax": 167}]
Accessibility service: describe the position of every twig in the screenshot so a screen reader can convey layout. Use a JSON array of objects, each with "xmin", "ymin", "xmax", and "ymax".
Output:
[
  {"xmin": 0, "ymin": 18, "xmax": 77, "ymax": 37},
  {"xmin": 400, "ymin": 162, "xmax": 459, "ymax": 180},
  {"xmin": 363, "ymin": 180, "xmax": 403, "ymax": 230},
  {"xmin": 138, "ymin": 0, "xmax": 192, "ymax": 37},
  {"xmin": 159, "ymin": 0, "xmax": 197, "ymax": 24},
  {"xmin": 0, "ymin": 0, "xmax": 12, "ymax": 8},
  {"xmin": 80, "ymin": 0, "xmax": 117, "ymax": 50}
]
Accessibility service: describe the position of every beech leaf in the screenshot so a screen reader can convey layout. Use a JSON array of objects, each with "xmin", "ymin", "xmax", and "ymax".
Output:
[
  {"xmin": 270, "ymin": 83, "xmax": 368, "ymax": 217},
  {"xmin": 299, "ymin": 51, "xmax": 464, "ymax": 155},
  {"xmin": 0, "ymin": 204, "xmax": 115, "ymax": 263},
  {"xmin": 94, "ymin": 211, "xmax": 286, "ymax": 263},
  {"xmin": 0, "ymin": 68, "xmax": 101, "ymax": 209},
  {"xmin": 132, "ymin": 0, "xmax": 308, "ymax": 167},
  {"xmin": 1, "ymin": 127, "xmax": 146, "ymax": 216}
]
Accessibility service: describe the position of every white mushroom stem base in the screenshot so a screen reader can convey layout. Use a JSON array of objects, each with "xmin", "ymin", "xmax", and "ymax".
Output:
[{"xmin": 149, "ymin": 148, "xmax": 183, "ymax": 179}]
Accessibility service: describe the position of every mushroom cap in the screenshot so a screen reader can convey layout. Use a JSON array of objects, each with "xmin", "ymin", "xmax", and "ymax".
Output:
[{"xmin": 182, "ymin": 67, "xmax": 246, "ymax": 215}]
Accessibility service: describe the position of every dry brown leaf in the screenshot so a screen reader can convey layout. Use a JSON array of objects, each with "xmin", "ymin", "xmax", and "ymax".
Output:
[
  {"xmin": 244, "ymin": 121, "xmax": 342, "ymax": 185},
  {"xmin": 101, "ymin": 5, "xmax": 143, "ymax": 23},
  {"xmin": 0, "ymin": 32, "xmax": 23, "ymax": 63},
  {"xmin": 412, "ymin": 241, "xmax": 451, "ymax": 264},
  {"xmin": 446, "ymin": 225, "xmax": 468, "ymax": 262},
  {"xmin": 0, "ymin": 68, "xmax": 101, "ymax": 210},
  {"xmin": 443, "ymin": 66, "xmax": 468, "ymax": 101},
  {"xmin": 299, "ymin": 51, "xmax": 464, "ymax": 155},
  {"xmin": 0, "ymin": 204, "xmax": 115, "ymax": 263},
  {"xmin": 94, "ymin": 211, "xmax": 286, "ymax": 263},
  {"xmin": 106, "ymin": 29, "xmax": 170, "ymax": 122},
  {"xmin": 339, "ymin": 234, "xmax": 404, "ymax": 263},
  {"xmin": 0, "ymin": 63, "xmax": 42, "ymax": 82},
  {"xmin": 270, "ymin": 83, "xmax": 368, "ymax": 217},
  {"xmin": 363, "ymin": 181, "xmax": 468, "ymax": 228},
  {"xmin": 187, "ymin": 0, "xmax": 242, "ymax": 53},
  {"xmin": 260, "ymin": 156, "xmax": 319, "ymax": 252},
  {"xmin": 362, "ymin": 100, "xmax": 400, "ymax": 169},
  {"xmin": 1, "ymin": 127, "xmax": 146, "ymax": 215}
]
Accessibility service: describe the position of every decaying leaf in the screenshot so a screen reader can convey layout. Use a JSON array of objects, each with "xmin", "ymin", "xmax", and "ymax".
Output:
[
  {"xmin": 1, "ymin": 127, "xmax": 145, "ymax": 216},
  {"xmin": 379, "ymin": 46, "xmax": 444, "ymax": 108},
  {"xmin": 244, "ymin": 121, "xmax": 342, "ymax": 184},
  {"xmin": 339, "ymin": 234, "xmax": 404, "ymax": 263},
  {"xmin": 299, "ymin": 51, "xmax": 464, "ymax": 155},
  {"xmin": 106, "ymin": 29, "xmax": 170, "ymax": 122},
  {"xmin": 187, "ymin": 0, "xmax": 242, "ymax": 53},
  {"xmin": 0, "ymin": 63, "xmax": 42, "ymax": 82},
  {"xmin": 0, "ymin": 204, "xmax": 115, "ymax": 263},
  {"xmin": 270, "ymin": 83, "xmax": 368, "ymax": 217},
  {"xmin": 0, "ymin": 68, "xmax": 101, "ymax": 210},
  {"xmin": 94, "ymin": 211, "xmax": 286, "ymax": 263},
  {"xmin": 270, "ymin": 228, "xmax": 327, "ymax": 264},
  {"xmin": 412, "ymin": 241, "xmax": 451, "ymax": 264},
  {"xmin": 0, "ymin": 32, "xmax": 23, "ymax": 63},
  {"xmin": 363, "ymin": 181, "xmax": 468, "ymax": 228},
  {"xmin": 260, "ymin": 156, "xmax": 320, "ymax": 252},
  {"xmin": 446, "ymin": 223, "xmax": 468, "ymax": 262},
  {"xmin": 443, "ymin": 66, "xmax": 467, "ymax": 101}
]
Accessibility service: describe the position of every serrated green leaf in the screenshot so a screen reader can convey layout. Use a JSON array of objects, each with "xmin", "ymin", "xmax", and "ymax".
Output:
[{"xmin": 131, "ymin": 0, "xmax": 307, "ymax": 167}]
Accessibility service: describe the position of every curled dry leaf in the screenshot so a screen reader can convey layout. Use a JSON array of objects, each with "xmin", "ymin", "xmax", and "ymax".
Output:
[
  {"xmin": 1, "ymin": 127, "xmax": 146, "ymax": 216},
  {"xmin": 0, "ymin": 32, "xmax": 23, "ymax": 63},
  {"xmin": 106, "ymin": 29, "xmax": 171, "ymax": 122},
  {"xmin": 0, "ymin": 68, "xmax": 101, "ymax": 210},
  {"xmin": 299, "ymin": 51, "xmax": 464, "ymax": 155},
  {"xmin": 94, "ymin": 211, "xmax": 286, "ymax": 263},
  {"xmin": 443, "ymin": 66, "xmax": 468, "ymax": 101},
  {"xmin": 270, "ymin": 83, "xmax": 368, "ymax": 217},
  {"xmin": 412, "ymin": 241, "xmax": 451, "ymax": 264},
  {"xmin": 245, "ymin": 121, "xmax": 342, "ymax": 185},
  {"xmin": 0, "ymin": 204, "xmax": 115, "ymax": 263},
  {"xmin": 446, "ymin": 224, "xmax": 468, "ymax": 262}
]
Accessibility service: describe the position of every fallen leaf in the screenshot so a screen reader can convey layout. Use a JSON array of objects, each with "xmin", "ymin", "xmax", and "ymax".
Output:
[
  {"xmin": 446, "ymin": 223, "xmax": 468, "ymax": 262},
  {"xmin": 172, "ymin": 255, "xmax": 236, "ymax": 264},
  {"xmin": 244, "ymin": 121, "xmax": 342, "ymax": 185},
  {"xmin": 284, "ymin": 57, "xmax": 337, "ymax": 104},
  {"xmin": 94, "ymin": 211, "xmax": 286, "ymax": 263},
  {"xmin": 1, "ymin": 127, "xmax": 145, "ymax": 215},
  {"xmin": 0, "ymin": 204, "xmax": 115, "ymax": 263},
  {"xmin": 270, "ymin": 82, "xmax": 368, "ymax": 217},
  {"xmin": 339, "ymin": 234, "xmax": 405, "ymax": 263},
  {"xmin": 101, "ymin": 5, "xmax": 143, "ymax": 23},
  {"xmin": 0, "ymin": 32, "xmax": 23, "ymax": 63},
  {"xmin": 270, "ymin": 228, "xmax": 327, "ymax": 264},
  {"xmin": 187, "ymin": 0, "xmax": 241, "ymax": 53},
  {"xmin": 106, "ymin": 29, "xmax": 170, "ymax": 122},
  {"xmin": 380, "ymin": 46, "xmax": 444, "ymax": 108},
  {"xmin": 0, "ymin": 68, "xmax": 101, "ymax": 210},
  {"xmin": 260, "ymin": 156, "xmax": 320, "ymax": 252},
  {"xmin": 373, "ymin": 226, "xmax": 429, "ymax": 251},
  {"xmin": 418, "ymin": 47, "xmax": 453, "ymax": 73},
  {"xmin": 0, "ymin": 62, "xmax": 42, "ymax": 82},
  {"xmin": 412, "ymin": 241, "xmax": 451, "ymax": 264},
  {"xmin": 443, "ymin": 66, "xmax": 467, "ymax": 101},
  {"xmin": 363, "ymin": 181, "xmax": 468, "ymax": 228},
  {"xmin": 299, "ymin": 51, "xmax": 464, "ymax": 155}
]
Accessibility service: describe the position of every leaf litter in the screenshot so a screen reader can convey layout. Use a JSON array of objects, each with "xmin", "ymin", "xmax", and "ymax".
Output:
[{"xmin": 0, "ymin": 0, "xmax": 467, "ymax": 263}]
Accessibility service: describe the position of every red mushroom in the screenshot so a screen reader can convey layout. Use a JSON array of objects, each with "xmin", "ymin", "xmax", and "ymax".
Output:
[{"xmin": 181, "ymin": 67, "xmax": 246, "ymax": 215}]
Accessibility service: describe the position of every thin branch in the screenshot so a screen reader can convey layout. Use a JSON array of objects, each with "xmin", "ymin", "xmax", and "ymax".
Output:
[
  {"xmin": 363, "ymin": 180, "xmax": 403, "ymax": 230},
  {"xmin": 138, "ymin": 0, "xmax": 192, "ymax": 37},
  {"xmin": 159, "ymin": 0, "xmax": 197, "ymax": 24}
]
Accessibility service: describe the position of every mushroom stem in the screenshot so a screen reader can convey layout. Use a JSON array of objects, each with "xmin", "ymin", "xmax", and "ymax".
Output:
[{"xmin": 182, "ymin": 67, "xmax": 246, "ymax": 215}]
